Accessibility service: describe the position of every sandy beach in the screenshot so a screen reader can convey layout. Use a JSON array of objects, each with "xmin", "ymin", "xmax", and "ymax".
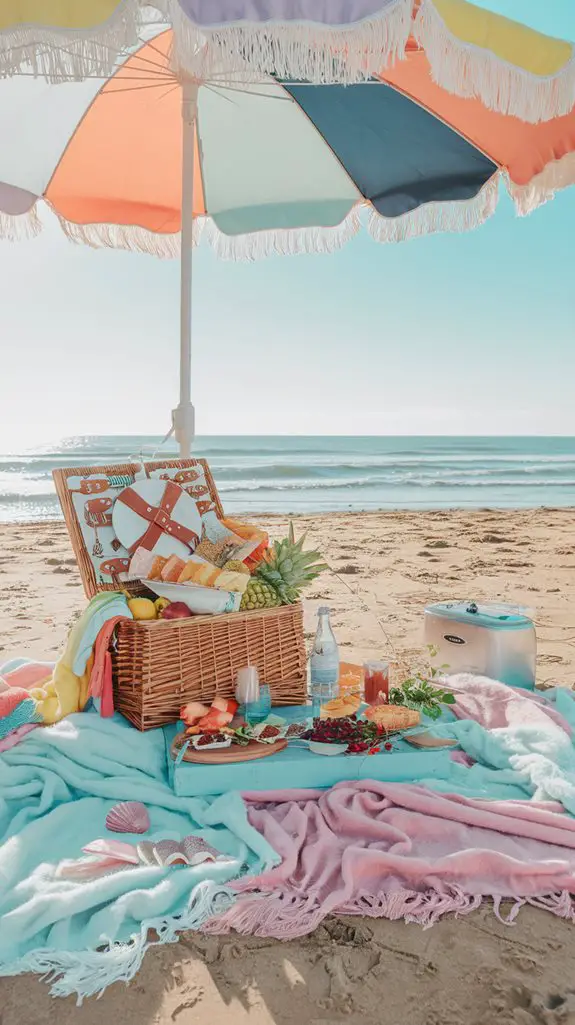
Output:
[{"xmin": 1, "ymin": 508, "xmax": 574, "ymax": 1024}]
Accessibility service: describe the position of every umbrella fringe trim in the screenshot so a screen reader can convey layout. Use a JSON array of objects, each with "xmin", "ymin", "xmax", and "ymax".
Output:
[
  {"xmin": 161, "ymin": 0, "xmax": 413, "ymax": 85},
  {"xmin": 3, "ymin": 152, "xmax": 575, "ymax": 257},
  {"xmin": 0, "ymin": 205, "xmax": 43, "ymax": 242},
  {"xmin": 367, "ymin": 176, "xmax": 500, "ymax": 243},
  {"xmin": 50, "ymin": 207, "xmax": 363, "ymax": 261},
  {"xmin": 506, "ymin": 151, "xmax": 575, "ymax": 216},
  {"xmin": 0, "ymin": 0, "xmax": 143, "ymax": 83},
  {"xmin": 199, "ymin": 209, "xmax": 363, "ymax": 261},
  {"xmin": 56, "ymin": 215, "xmax": 183, "ymax": 259},
  {"xmin": 414, "ymin": 0, "xmax": 575, "ymax": 124}
]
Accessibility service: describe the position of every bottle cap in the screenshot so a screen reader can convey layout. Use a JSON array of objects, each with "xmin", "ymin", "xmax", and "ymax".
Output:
[{"xmin": 318, "ymin": 606, "xmax": 331, "ymax": 615}]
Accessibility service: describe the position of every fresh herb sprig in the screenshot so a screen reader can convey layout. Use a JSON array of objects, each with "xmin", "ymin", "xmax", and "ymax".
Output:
[{"xmin": 389, "ymin": 645, "xmax": 456, "ymax": 720}]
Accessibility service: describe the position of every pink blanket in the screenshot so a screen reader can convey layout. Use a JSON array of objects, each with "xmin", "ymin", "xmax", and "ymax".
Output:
[
  {"xmin": 204, "ymin": 781, "xmax": 575, "ymax": 939},
  {"xmin": 446, "ymin": 673, "xmax": 572, "ymax": 735}
]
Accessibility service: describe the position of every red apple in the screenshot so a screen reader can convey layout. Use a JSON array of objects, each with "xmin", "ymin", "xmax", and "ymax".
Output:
[{"xmin": 159, "ymin": 601, "xmax": 193, "ymax": 619}]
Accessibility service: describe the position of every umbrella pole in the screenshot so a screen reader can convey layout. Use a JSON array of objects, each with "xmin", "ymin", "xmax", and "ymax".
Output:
[{"xmin": 173, "ymin": 79, "xmax": 198, "ymax": 459}]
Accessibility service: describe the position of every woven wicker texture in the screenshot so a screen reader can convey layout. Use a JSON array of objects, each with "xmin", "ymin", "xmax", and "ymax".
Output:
[{"xmin": 113, "ymin": 603, "xmax": 307, "ymax": 730}]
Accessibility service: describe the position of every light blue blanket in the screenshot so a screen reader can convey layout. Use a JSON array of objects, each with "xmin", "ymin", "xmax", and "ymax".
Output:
[
  {"xmin": 422, "ymin": 688, "xmax": 575, "ymax": 812},
  {"xmin": 0, "ymin": 710, "xmax": 279, "ymax": 1000},
  {"xmin": 3, "ymin": 682, "xmax": 575, "ymax": 1002}
]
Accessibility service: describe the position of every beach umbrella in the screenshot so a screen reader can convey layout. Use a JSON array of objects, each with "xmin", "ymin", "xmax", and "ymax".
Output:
[
  {"xmin": 1, "ymin": 25, "xmax": 575, "ymax": 457},
  {"xmin": 1, "ymin": 0, "xmax": 574, "ymax": 119}
]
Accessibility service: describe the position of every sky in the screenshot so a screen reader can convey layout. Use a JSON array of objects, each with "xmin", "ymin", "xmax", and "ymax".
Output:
[{"xmin": 1, "ymin": 0, "xmax": 574, "ymax": 448}]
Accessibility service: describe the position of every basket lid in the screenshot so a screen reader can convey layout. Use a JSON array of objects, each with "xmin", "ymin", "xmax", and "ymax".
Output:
[{"xmin": 52, "ymin": 459, "xmax": 224, "ymax": 599}]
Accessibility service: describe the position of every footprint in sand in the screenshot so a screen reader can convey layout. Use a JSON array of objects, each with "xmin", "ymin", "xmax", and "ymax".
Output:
[
  {"xmin": 490, "ymin": 984, "xmax": 575, "ymax": 1025},
  {"xmin": 475, "ymin": 534, "xmax": 514, "ymax": 544}
]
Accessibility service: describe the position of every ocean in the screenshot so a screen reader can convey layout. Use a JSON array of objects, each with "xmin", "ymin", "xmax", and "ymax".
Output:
[{"xmin": 1, "ymin": 435, "xmax": 575, "ymax": 523}]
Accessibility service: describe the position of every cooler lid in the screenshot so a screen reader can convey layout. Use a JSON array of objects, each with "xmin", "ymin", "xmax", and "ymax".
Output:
[{"xmin": 425, "ymin": 601, "xmax": 533, "ymax": 630}]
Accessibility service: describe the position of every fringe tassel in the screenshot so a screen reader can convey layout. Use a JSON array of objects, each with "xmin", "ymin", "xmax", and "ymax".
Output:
[
  {"xmin": 161, "ymin": 0, "xmax": 413, "ymax": 85},
  {"xmin": 200, "ymin": 208, "xmax": 362, "ymax": 261},
  {"xmin": 414, "ymin": 0, "xmax": 575, "ymax": 124},
  {"xmin": 8, "ymin": 163, "xmax": 575, "ymax": 260},
  {"xmin": 367, "ymin": 176, "xmax": 500, "ymax": 244},
  {"xmin": 345, "ymin": 887, "xmax": 483, "ymax": 929},
  {"xmin": 50, "ymin": 207, "xmax": 362, "ymax": 262},
  {"xmin": 0, "ymin": 0, "xmax": 143, "ymax": 83},
  {"xmin": 0, "ymin": 205, "xmax": 42, "ymax": 242},
  {"xmin": 203, "ymin": 886, "xmax": 575, "ymax": 941},
  {"xmin": 56, "ymin": 216, "xmax": 184, "ymax": 259},
  {"xmin": 506, "ymin": 151, "xmax": 575, "ymax": 216},
  {"xmin": 0, "ymin": 881, "xmax": 235, "ymax": 1004}
]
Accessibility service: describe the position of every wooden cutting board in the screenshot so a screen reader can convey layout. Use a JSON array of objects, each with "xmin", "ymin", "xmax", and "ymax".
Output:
[
  {"xmin": 404, "ymin": 732, "xmax": 458, "ymax": 749},
  {"xmin": 172, "ymin": 733, "xmax": 288, "ymax": 764}
]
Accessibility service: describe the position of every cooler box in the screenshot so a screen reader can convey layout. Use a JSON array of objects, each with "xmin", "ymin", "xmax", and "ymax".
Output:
[{"xmin": 424, "ymin": 601, "xmax": 536, "ymax": 691}]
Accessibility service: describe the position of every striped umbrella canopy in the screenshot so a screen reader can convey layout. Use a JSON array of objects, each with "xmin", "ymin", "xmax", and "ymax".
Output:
[
  {"xmin": 1, "ymin": 0, "xmax": 574, "ymax": 121},
  {"xmin": 2, "ymin": 24, "xmax": 575, "ymax": 455},
  {"xmin": 3, "ymin": 29, "xmax": 574, "ymax": 254}
]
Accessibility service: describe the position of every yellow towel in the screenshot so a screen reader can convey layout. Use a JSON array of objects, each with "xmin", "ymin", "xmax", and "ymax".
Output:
[{"xmin": 28, "ymin": 594, "xmax": 123, "ymax": 724}]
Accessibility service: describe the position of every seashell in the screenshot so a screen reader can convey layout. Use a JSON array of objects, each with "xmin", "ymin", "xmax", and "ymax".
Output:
[{"xmin": 106, "ymin": 801, "xmax": 150, "ymax": 835}]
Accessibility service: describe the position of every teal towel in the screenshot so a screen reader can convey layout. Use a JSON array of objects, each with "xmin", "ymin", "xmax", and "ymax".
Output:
[{"xmin": 0, "ymin": 710, "xmax": 279, "ymax": 1001}]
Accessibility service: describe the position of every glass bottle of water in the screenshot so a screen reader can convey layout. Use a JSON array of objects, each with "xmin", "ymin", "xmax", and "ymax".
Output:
[{"xmin": 309, "ymin": 607, "xmax": 340, "ymax": 719}]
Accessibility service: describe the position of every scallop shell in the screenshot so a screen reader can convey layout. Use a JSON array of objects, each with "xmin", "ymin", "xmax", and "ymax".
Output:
[{"xmin": 106, "ymin": 801, "xmax": 150, "ymax": 835}]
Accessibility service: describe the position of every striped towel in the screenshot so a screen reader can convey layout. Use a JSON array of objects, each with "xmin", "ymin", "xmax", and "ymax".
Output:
[{"xmin": 0, "ymin": 695, "xmax": 42, "ymax": 741}]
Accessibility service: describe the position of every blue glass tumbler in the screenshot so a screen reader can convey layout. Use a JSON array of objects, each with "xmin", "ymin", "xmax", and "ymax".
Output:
[{"xmin": 245, "ymin": 685, "xmax": 272, "ymax": 725}]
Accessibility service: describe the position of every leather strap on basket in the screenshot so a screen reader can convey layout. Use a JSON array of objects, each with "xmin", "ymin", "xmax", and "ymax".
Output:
[{"xmin": 120, "ymin": 482, "xmax": 199, "ymax": 553}]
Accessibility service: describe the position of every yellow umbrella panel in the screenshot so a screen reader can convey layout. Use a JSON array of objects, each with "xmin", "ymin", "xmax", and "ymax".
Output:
[{"xmin": 0, "ymin": 0, "xmax": 574, "ymax": 122}]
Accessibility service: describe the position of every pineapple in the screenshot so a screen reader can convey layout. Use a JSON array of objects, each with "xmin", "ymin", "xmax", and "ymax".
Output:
[{"xmin": 240, "ymin": 523, "xmax": 327, "ymax": 611}]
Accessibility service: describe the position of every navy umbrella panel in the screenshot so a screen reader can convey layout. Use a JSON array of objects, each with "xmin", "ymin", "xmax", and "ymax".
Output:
[{"xmin": 285, "ymin": 82, "xmax": 498, "ymax": 220}]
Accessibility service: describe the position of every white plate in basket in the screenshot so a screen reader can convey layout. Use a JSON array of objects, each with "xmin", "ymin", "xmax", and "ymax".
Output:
[
  {"xmin": 113, "ymin": 479, "xmax": 202, "ymax": 560},
  {"xmin": 144, "ymin": 580, "xmax": 242, "ymax": 615}
]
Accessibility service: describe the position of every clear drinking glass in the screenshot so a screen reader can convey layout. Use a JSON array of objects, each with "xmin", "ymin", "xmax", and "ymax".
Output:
[
  {"xmin": 235, "ymin": 666, "xmax": 260, "ymax": 705},
  {"xmin": 245, "ymin": 684, "xmax": 272, "ymax": 725}
]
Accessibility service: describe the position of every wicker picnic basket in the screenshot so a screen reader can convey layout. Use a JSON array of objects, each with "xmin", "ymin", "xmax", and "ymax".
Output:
[{"xmin": 53, "ymin": 459, "xmax": 307, "ymax": 729}]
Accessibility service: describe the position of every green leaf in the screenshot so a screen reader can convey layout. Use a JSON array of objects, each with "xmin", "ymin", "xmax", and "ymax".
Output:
[{"xmin": 441, "ymin": 693, "xmax": 456, "ymax": 705}]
